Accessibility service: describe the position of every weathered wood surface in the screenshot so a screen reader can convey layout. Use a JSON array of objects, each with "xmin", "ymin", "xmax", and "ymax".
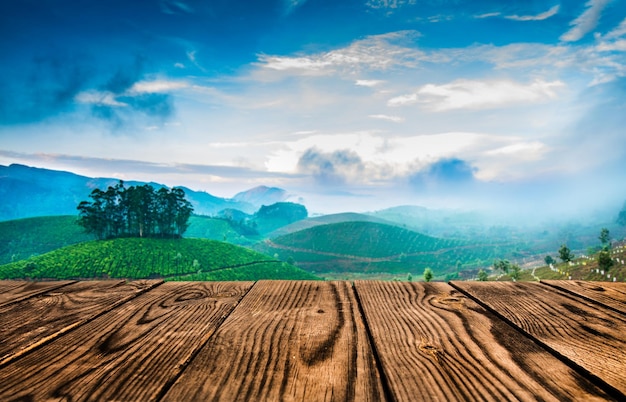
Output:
[
  {"xmin": 163, "ymin": 280, "xmax": 384, "ymax": 402},
  {"xmin": 354, "ymin": 281, "xmax": 610, "ymax": 401},
  {"xmin": 0, "ymin": 280, "xmax": 75, "ymax": 307},
  {"xmin": 451, "ymin": 281, "xmax": 626, "ymax": 397},
  {"xmin": 0, "ymin": 279, "xmax": 161, "ymax": 367},
  {"xmin": 541, "ymin": 280, "xmax": 626, "ymax": 314},
  {"xmin": 0, "ymin": 281, "xmax": 253, "ymax": 401},
  {"xmin": 1, "ymin": 280, "xmax": 624, "ymax": 401}
]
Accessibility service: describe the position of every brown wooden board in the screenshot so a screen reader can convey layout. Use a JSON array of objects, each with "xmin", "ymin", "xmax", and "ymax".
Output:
[
  {"xmin": 0, "ymin": 279, "xmax": 162, "ymax": 366},
  {"xmin": 0, "ymin": 281, "xmax": 27, "ymax": 294},
  {"xmin": 0, "ymin": 280, "xmax": 76, "ymax": 307},
  {"xmin": 541, "ymin": 280, "xmax": 626, "ymax": 314},
  {"xmin": 0, "ymin": 281, "xmax": 252, "ymax": 401},
  {"xmin": 162, "ymin": 280, "xmax": 385, "ymax": 402},
  {"xmin": 354, "ymin": 281, "xmax": 611, "ymax": 401},
  {"xmin": 451, "ymin": 281, "xmax": 626, "ymax": 398}
]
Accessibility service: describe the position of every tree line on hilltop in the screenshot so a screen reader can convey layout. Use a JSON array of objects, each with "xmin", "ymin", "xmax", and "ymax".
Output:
[{"xmin": 77, "ymin": 181, "xmax": 193, "ymax": 240}]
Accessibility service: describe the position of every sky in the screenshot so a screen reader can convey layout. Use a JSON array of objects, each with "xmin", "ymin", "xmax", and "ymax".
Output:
[{"xmin": 1, "ymin": 0, "xmax": 626, "ymax": 218}]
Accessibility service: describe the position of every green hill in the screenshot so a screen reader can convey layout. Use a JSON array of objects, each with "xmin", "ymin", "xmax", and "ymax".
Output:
[
  {"xmin": 267, "ymin": 212, "xmax": 396, "ymax": 238},
  {"xmin": 255, "ymin": 221, "xmax": 504, "ymax": 280},
  {"xmin": 0, "ymin": 238, "xmax": 319, "ymax": 281},
  {"xmin": 185, "ymin": 215, "xmax": 262, "ymax": 245},
  {"xmin": 0, "ymin": 215, "xmax": 94, "ymax": 265}
]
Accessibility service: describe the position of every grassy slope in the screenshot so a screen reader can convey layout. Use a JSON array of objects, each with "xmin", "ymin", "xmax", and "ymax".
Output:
[
  {"xmin": 255, "ymin": 221, "xmax": 504, "ymax": 279},
  {"xmin": 185, "ymin": 215, "xmax": 261, "ymax": 245},
  {"xmin": 0, "ymin": 215, "xmax": 94, "ymax": 265},
  {"xmin": 491, "ymin": 243, "xmax": 626, "ymax": 282},
  {"xmin": 0, "ymin": 238, "xmax": 319, "ymax": 281}
]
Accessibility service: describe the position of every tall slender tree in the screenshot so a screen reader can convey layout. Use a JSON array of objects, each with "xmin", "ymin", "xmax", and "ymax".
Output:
[{"xmin": 77, "ymin": 182, "xmax": 193, "ymax": 239}]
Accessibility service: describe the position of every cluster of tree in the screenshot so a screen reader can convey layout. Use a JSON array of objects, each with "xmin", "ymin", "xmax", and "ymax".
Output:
[
  {"xmin": 549, "ymin": 227, "xmax": 614, "ymax": 273},
  {"xmin": 492, "ymin": 259, "xmax": 521, "ymax": 281},
  {"xmin": 77, "ymin": 181, "xmax": 193, "ymax": 240}
]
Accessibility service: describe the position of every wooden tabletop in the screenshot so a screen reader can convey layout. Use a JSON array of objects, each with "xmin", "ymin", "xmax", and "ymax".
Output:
[{"xmin": 0, "ymin": 279, "xmax": 624, "ymax": 401}]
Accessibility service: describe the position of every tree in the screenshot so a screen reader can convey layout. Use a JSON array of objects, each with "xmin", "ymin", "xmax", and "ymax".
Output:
[
  {"xmin": 477, "ymin": 269, "xmax": 488, "ymax": 281},
  {"xmin": 544, "ymin": 255, "xmax": 555, "ymax": 266},
  {"xmin": 493, "ymin": 259, "xmax": 511, "ymax": 274},
  {"xmin": 558, "ymin": 244, "xmax": 573, "ymax": 263},
  {"xmin": 509, "ymin": 264, "xmax": 521, "ymax": 281},
  {"xmin": 77, "ymin": 182, "xmax": 193, "ymax": 239},
  {"xmin": 598, "ymin": 250, "xmax": 614, "ymax": 272},
  {"xmin": 599, "ymin": 228, "xmax": 610, "ymax": 249},
  {"xmin": 423, "ymin": 267, "xmax": 433, "ymax": 282}
]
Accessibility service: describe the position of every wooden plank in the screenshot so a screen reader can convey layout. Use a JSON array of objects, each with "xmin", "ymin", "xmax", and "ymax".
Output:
[
  {"xmin": 0, "ymin": 281, "xmax": 26, "ymax": 294},
  {"xmin": 0, "ymin": 279, "xmax": 162, "ymax": 366},
  {"xmin": 354, "ymin": 281, "xmax": 611, "ymax": 401},
  {"xmin": 162, "ymin": 280, "xmax": 385, "ymax": 402},
  {"xmin": 0, "ymin": 280, "xmax": 76, "ymax": 306},
  {"xmin": 541, "ymin": 280, "xmax": 626, "ymax": 314},
  {"xmin": 0, "ymin": 281, "xmax": 252, "ymax": 401},
  {"xmin": 451, "ymin": 281, "xmax": 626, "ymax": 397}
]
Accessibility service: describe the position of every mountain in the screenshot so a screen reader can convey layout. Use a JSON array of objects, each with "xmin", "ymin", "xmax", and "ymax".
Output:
[
  {"xmin": 0, "ymin": 237, "xmax": 319, "ymax": 281},
  {"xmin": 233, "ymin": 185, "xmax": 289, "ymax": 207},
  {"xmin": 0, "ymin": 164, "xmax": 289, "ymax": 221}
]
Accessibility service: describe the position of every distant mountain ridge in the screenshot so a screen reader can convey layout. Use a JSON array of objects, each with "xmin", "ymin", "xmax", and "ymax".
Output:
[{"xmin": 0, "ymin": 164, "xmax": 291, "ymax": 221}]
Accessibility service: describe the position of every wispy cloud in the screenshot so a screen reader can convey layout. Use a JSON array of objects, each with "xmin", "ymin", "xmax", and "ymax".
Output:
[
  {"xmin": 474, "ymin": 12, "xmax": 501, "ymax": 19},
  {"xmin": 283, "ymin": 0, "xmax": 308, "ymax": 15},
  {"xmin": 369, "ymin": 114, "xmax": 404, "ymax": 122},
  {"xmin": 561, "ymin": 0, "xmax": 611, "ymax": 42},
  {"xmin": 257, "ymin": 31, "xmax": 424, "ymax": 76},
  {"xmin": 355, "ymin": 79, "xmax": 385, "ymax": 87},
  {"xmin": 388, "ymin": 79, "xmax": 565, "ymax": 111},
  {"xmin": 505, "ymin": 5, "xmax": 560, "ymax": 21}
]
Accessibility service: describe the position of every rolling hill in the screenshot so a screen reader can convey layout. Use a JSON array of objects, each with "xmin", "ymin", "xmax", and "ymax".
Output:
[
  {"xmin": 254, "ymin": 221, "xmax": 506, "ymax": 280},
  {"xmin": 0, "ymin": 215, "xmax": 95, "ymax": 265},
  {"xmin": 0, "ymin": 238, "xmax": 319, "ymax": 281}
]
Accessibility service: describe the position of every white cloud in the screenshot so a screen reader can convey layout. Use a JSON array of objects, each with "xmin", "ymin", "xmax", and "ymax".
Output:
[
  {"xmin": 369, "ymin": 114, "xmax": 404, "ymax": 123},
  {"xmin": 74, "ymin": 90, "xmax": 127, "ymax": 107},
  {"xmin": 390, "ymin": 79, "xmax": 565, "ymax": 111},
  {"xmin": 264, "ymin": 131, "xmax": 531, "ymax": 183},
  {"xmin": 355, "ymin": 79, "xmax": 385, "ymax": 87},
  {"xmin": 560, "ymin": 0, "xmax": 611, "ymax": 42},
  {"xmin": 130, "ymin": 80, "xmax": 189, "ymax": 93},
  {"xmin": 474, "ymin": 12, "xmax": 501, "ymax": 19},
  {"xmin": 387, "ymin": 93, "xmax": 419, "ymax": 107},
  {"xmin": 505, "ymin": 5, "xmax": 560, "ymax": 21},
  {"xmin": 257, "ymin": 31, "xmax": 425, "ymax": 75}
]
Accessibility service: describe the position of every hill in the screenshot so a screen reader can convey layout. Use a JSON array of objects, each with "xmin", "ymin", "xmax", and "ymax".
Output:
[
  {"xmin": 0, "ymin": 238, "xmax": 319, "ymax": 281},
  {"xmin": 185, "ymin": 215, "xmax": 262, "ymax": 245},
  {"xmin": 267, "ymin": 212, "xmax": 396, "ymax": 238},
  {"xmin": 0, "ymin": 216, "xmax": 94, "ymax": 265},
  {"xmin": 254, "ymin": 221, "xmax": 505, "ymax": 280},
  {"xmin": 0, "ymin": 164, "xmax": 292, "ymax": 220}
]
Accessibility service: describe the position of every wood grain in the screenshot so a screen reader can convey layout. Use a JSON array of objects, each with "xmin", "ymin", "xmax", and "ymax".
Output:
[
  {"xmin": 162, "ymin": 280, "xmax": 385, "ymax": 402},
  {"xmin": 0, "ymin": 281, "xmax": 252, "ymax": 401},
  {"xmin": 451, "ymin": 281, "xmax": 626, "ymax": 397},
  {"xmin": 0, "ymin": 280, "xmax": 75, "ymax": 306},
  {"xmin": 355, "ymin": 281, "xmax": 611, "ymax": 401},
  {"xmin": 541, "ymin": 280, "xmax": 626, "ymax": 314},
  {"xmin": 0, "ymin": 279, "xmax": 161, "ymax": 366}
]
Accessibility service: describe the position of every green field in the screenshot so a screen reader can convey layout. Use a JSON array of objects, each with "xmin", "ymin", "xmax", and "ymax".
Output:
[
  {"xmin": 0, "ymin": 238, "xmax": 319, "ymax": 281},
  {"xmin": 0, "ymin": 215, "xmax": 94, "ymax": 265},
  {"xmin": 254, "ymin": 221, "xmax": 509, "ymax": 279}
]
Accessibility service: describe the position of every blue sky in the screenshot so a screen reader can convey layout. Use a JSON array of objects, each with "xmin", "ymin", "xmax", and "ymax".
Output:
[{"xmin": 1, "ymin": 0, "xmax": 625, "ymax": 217}]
